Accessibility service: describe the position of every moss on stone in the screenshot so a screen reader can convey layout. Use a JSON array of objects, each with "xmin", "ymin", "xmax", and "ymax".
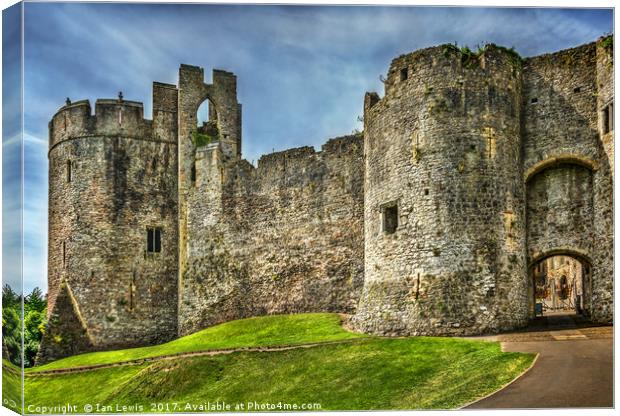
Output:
[
  {"xmin": 192, "ymin": 130, "xmax": 218, "ymax": 147},
  {"xmin": 600, "ymin": 35, "xmax": 613, "ymax": 56}
]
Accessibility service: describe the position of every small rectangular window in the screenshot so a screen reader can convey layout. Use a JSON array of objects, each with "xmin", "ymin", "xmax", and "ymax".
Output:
[
  {"xmin": 147, "ymin": 228, "xmax": 162, "ymax": 253},
  {"xmin": 400, "ymin": 68, "xmax": 408, "ymax": 81},
  {"xmin": 530, "ymin": 97, "xmax": 538, "ymax": 104},
  {"xmin": 381, "ymin": 203, "xmax": 398, "ymax": 234}
]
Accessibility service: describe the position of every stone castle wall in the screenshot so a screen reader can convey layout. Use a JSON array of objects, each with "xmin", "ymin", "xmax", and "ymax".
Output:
[
  {"xmin": 178, "ymin": 134, "xmax": 365, "ymax": 335},
  {"xmin": 41, "ymin": 36, "xmax": 613, "ymax": 364},
  {"xmin": 352, "ymin": 44, "xmax": 528, "ymax": 336}
]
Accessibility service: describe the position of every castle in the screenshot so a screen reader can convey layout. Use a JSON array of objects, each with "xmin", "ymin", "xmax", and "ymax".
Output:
[{"xmin": 38, "ymin": 37, "xmax": 614, "ymax": 364}]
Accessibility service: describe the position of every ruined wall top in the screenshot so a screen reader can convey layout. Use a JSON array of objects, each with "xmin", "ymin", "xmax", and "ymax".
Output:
[{"xmin": 255, "ymin": 134, "xmax": 362, "ymax": 172}]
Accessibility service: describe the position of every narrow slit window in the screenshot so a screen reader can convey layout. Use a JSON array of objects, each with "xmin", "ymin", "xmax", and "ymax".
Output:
[
  {"xmin": 603, "ymin": 102, "xmax": 614, "ymax": 134},
  {"xmin": 147, "ymin": 228, "xmax": 162, "ymax": 253},
  {"xmin": 66, "ymin": 160, "xmax": 72, "ymax": 182},
  {"xmin": 400, "ymin": 68, "xmax": 408, "ymax": 81},
  {"xmin": 129, "ymin": 272, "xmax": 136, "ymax": 311},
  {"xmin": 147, "ymin": 229, "xmax": 153, "ymax": 252},
  {"xmin": 154, "ymin": 229, "xmax": 161, "ymax": 252},
  {"xmin": 382, "ymin": 203, "xmax": 398, "ymax": 234},
  {"xmin": 129, "ymin": 282, "xmax": 134, "ymax": 311},
  {"xmin": 62, "ymin": 241, "xmax": 66, "ymax": 268},
  {"xmin": 191, "ymin": 163, "xmax": 197, "ymax": 184}
]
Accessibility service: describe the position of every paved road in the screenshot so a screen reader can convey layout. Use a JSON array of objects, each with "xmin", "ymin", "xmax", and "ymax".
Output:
[{"xmin": 467, "ymin": 313, "xmax": 613, "ymax": 409}]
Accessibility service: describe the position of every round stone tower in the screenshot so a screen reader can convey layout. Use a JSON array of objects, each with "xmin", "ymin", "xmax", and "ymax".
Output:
[
  {"xmin": 43, "ymin": 91, "xmax": 179, "ymax": 362},
  {"xmin": 352, "ymin": 44, "xmax": 528, "ymax": 336}
]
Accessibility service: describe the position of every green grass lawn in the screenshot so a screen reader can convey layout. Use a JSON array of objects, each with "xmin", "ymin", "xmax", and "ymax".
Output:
[
  {"xmin": 22, "ymin": 313, "xmax": 535, "ymax": 411},
  {"xmin": 30, "ymin": 313, "xmax": 364, "ymax": 372},
  {"xmin": 2, "ymin": 359, "xmax": 22, "ymax": 414}
]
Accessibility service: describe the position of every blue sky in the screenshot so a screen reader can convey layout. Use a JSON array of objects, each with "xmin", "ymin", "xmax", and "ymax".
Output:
[{"xmin": 5, "ymin": 3, "xmax": 614, "ymax": 294}]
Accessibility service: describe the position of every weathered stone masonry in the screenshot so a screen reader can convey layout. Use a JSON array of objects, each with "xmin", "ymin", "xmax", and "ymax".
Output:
[
  {"xmin": 39, "ymin": 36, "xmax": 613, "ymax": 363},
  {"xmin": 41, "ymin": 87, "xmax": 179, "ymax": 364}
]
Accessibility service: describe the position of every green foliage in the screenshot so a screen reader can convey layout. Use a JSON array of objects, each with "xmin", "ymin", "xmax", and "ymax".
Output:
[
  {"xmin": 23, "ymin": 322, "xmax": 534, "ymax": 411},
  {"xmin": 2, "ymin": 284, "xmax": 20, "ymax": 310},
  {"xmin": 441, "ymin": 42, "xmax": 459, "ymax": 57},
  {"xmin": 441, "ymin": 42, "xmax": 523, "ymax": 70},
  {"xmin": 192, "ymin": 130, "xmax": 218, "ymax": 147},
  {"xmin": 600, "ymin": 35, "xmax": 613, "ymax": 55},
  {"xmin": 25, "ymin": 287, "xmax": 46, "ymax": 314},
  {"xmin": 460, "ymin": 46, "xmax": 481, "ymax": 69},
  {"xmin": 2, "ymin": 285, "xmax": 48, "ymax": 367},
  {"xmin": 2, "ymin": 307, "xmax": 21, "ymax": 365},
  {"xmin": 493, "ymin": 45, "xmax": 523, "ymax": 69}
]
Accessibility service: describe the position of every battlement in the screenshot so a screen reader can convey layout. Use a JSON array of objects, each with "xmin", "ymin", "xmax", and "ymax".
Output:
[{"xmin": 48, "ymin": 96, "xmax": 176, "ymax": 151}]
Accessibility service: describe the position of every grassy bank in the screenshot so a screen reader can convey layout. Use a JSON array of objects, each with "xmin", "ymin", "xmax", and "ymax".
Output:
[
  {"xmin": 2, "ymin": 359, "xmax": 22, "ymax": 414},
  {"xmin": 23, "ymin": 313, "xmax": 535, "ymax": 411},
  {"xmin": 25, "ymin": 337, "xmax": 533, "ymax": 411},
  {"xmin": 30, "ymin": 313, "xmax": 363, "ymax": 372}
]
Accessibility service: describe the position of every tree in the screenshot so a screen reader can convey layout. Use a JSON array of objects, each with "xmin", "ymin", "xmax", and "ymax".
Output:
[
  {"xmin": 2, "ymin": 284, "xmax": 21, "ymax": 310},
  {"xmin": 25, "ymin": 287, "xmax": 46, "ymax": 313},
  {"xmin": 2, "ymin": 306, "xmax": 21, "ymax": 365},
  {"xmin": 2, "ymin": 285, "xmax": 48, "ymax": 367}
]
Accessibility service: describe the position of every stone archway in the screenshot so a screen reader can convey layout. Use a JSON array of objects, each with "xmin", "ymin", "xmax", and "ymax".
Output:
[
  {"xmin": 525, "ymin": 159, "xmax": 596, "ymax": 320},
  {"xmin": 528, "ymin": 250, "xmax": 592, "ymax": 318}
]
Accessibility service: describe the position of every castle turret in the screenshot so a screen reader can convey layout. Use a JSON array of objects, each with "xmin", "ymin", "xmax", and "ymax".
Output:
[
  {"xmin": 352, "ymin": 44, "xmax": 528, "ymax": 335},
  {"xmin": 40, "ymin": 89, "xmax": 179, "ymax": 364}
]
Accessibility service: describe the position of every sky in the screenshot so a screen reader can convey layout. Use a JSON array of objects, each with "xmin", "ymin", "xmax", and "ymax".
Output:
[{"xmin": 2, "ymin": 2, "xmax": 614, "ymax": 294}]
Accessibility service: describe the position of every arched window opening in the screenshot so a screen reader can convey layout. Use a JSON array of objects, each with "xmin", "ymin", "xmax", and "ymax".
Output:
[{"xmin": 193, "ymin": 99, "xmax": 220, "ymax": 147}]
